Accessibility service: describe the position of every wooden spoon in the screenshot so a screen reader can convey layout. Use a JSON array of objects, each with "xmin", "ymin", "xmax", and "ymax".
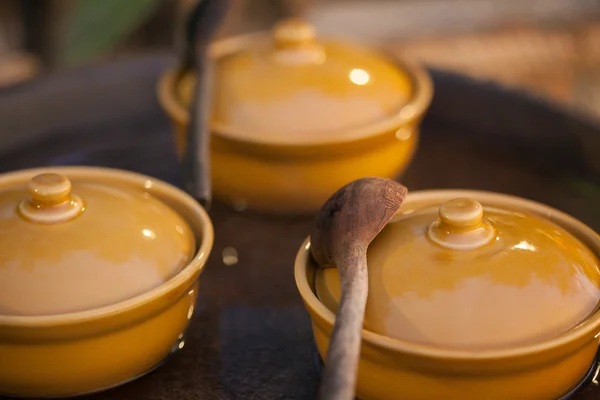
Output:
[
  {"xmin": 310, "ymin": 177, "xmax": 408, "ymax": 400},
  {"xmin": 179, "ymin": 0, "xmax": 230, "ymax": 208}
]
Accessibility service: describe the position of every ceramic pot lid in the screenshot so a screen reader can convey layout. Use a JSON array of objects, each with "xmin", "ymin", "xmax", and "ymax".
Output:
[
  {"xmin": 177, "ymin": 18, "xmax": 417, "ymax": 144},
  {"xmin": 0, "ymin": 172, "xmax": 195, "ymax": 316},
  {"xmin": 315, "ymin": 197, "xmax": 600, "ymax": 350}
]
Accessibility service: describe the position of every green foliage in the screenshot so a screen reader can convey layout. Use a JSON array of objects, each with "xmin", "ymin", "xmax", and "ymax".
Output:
[
  {"xmin": 570, "ymin": 179, "xmax": 600, "ymax": 198},
  {"xmin": 567, "ymin": 177, "xmax": 600, "ymax": 221},
  {"xmin": 61, "ymin": 0, "xmax": 161, "ymax": 66}
]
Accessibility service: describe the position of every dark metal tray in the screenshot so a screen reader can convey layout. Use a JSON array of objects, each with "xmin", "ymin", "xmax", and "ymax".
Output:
[{"xmin": 0, "ymin": 54, "xmax": 598, "ymax": 400}]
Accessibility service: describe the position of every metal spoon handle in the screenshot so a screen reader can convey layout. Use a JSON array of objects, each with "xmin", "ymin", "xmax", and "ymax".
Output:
[{"xmin": 318, "ymin": 253, "xmax": 369, "ymax": 400}]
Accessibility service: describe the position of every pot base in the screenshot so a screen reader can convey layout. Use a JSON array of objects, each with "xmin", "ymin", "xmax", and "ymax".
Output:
[
  {"xmin": 557, "ymin": 352, "xmax": 600, "ymax": 400},
  {"xmin": 312, "ymin": 341, "xmax": 600, "ymax": 400},
  {"xmin": 0, "ymin": 335, "xmax": 187, "ymax": 399}
]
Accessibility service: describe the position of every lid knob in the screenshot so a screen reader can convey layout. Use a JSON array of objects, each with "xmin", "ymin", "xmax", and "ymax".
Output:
[
  {"xmin": 273, "ymin": 18, "xmax": 316, "ymax": 47},
  {"xmin": 18, "ymin": 173, "xmax": 85, "ymax": 224},
  {"xmin": 439, "ymin": 198, "xmax": 483, "ymax": 228},
  {"xmin": 271, "ymin": 18, "xmax": 325, "ymax": 65},
  {"xmin": 427, "ymin": 198, "xmax": 496, "ymax": 250}
]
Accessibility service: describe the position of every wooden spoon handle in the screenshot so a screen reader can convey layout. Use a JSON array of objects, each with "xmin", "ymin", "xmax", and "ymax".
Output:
[
  {"xmin": 179, "ymin": 0, "xmax": 230, "ymax": 207},
  {"xmin": 318, "ymin": 253, "xmax": 369, "ymax": 400},
  {"xmin": 182, "ymin": 54, "xmax": 213, "ymax": 208}
]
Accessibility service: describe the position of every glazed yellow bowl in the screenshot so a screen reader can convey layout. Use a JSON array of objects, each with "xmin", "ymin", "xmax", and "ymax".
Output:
[
  {"xmin": 0, "ymin": 166, "xmax": 213, "ymax": 398},
  {"xmin": 295, "ymin": 190, "xmax": 600, "ymax": 400},
  {"xmin": 157, "ymin": 19, "xmax": 433, "ymax": 215}
]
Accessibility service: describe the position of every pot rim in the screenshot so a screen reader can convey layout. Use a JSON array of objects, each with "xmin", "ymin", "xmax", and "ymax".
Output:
[
  {"xmin": 156, "ymin": 31, "xmax": 433, "ymax": 147},
  {"xmin": 0, "ymin": 166, "xmax": 214, "ymax": 328},
  {"xmin": 294, "ymin": 189, "xmax": 600, "ymax": 361}
]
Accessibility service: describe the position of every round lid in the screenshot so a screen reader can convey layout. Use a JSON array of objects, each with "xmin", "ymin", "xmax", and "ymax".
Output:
[
  {"xmin": 315, "ymin": 197, "xmax": 600, "ymax": 350},
  {"xmin": 0, "ymin": 172, "xmax": 195, "ymax": 316},
  {"xmin": 177, "ymin": 18, "xmax": 418, "ymax": 144}
]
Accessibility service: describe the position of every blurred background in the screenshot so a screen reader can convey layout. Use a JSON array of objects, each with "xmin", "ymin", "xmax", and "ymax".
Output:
[{"xmin": 1, "ymin": 0, "xmax": 600, "ymax": 119}]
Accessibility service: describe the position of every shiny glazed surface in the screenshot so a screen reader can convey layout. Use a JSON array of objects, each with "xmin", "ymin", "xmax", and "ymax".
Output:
[
  {"xmin": 157, "ymin": 20, "xmax": 432, "ymax": 214},
  {"xmin": 6, "ymin": 53, "xmax": 600, "ymax": 398},
  {"xmin": 0, "ymin": 281, "xmax": 198, "ymax": 397},
  {"xmin": 295, "ymin": 190, "xmax": 600, "ymax": 400},
  {"xmin": 0, "ymin": 167, "xmax": 214, "ymax": 398},
  {"xmin": 0, "ymin": 176, "xmax": 195, "ymax": 316},
  {"xmin": 177, "ymin": 30, "xmax": 413, "ymax": 143},
  {"xmin": 316, "ymin": 200, "xmax": 600, "ymax": 350}
]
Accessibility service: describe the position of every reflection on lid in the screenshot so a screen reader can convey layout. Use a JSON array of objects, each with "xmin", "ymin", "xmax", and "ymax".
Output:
[
  {"xmin": 512, "ymin": 240, "xmax": 537, "ymax": 252},
  {"xmin": 142, "ymin": 229, "xmax": 156, "ymax": 239},
  {"xmin": 316, "ymin": 203, "xmax": 600, "ymax": 351},
  {"xmin": 349, "ymin": 68, "xmax": 370, "ymax": 86},
  {"xmin": 206, "ymin": 29, "xmax": 414, "ymax": 142},
  {"xmin": 0, "ymin": 181, "xmax": 195, "ymax": 316}
]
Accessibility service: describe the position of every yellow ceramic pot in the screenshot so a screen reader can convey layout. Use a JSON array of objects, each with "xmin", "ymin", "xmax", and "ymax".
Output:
[
  {"xmin": 0, "ymin": 166, "xmax": 213, "ymax": 398},
  {"xmin": 157, "ymin": 18, "xmax": 432, "ymax": 214},
  {"xmin": 295, "ymin": 189, "xmax": 600, "ymax": 400}
]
